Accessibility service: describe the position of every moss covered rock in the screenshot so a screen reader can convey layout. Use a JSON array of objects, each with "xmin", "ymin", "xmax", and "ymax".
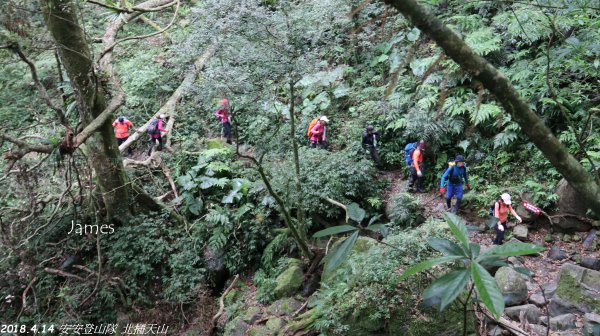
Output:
[
  {"xmin": 267, "ymin": 298, "xmax": 303, "ymax": 316},
  {"xmin": 495, "ymin": 266, "xmax": 528, "ymax": 306},
  {"xmin": 207, "ymin": 138, "xmax": 229, "ymax": 149},
  {"xmin": 549, "ymin": 263, "xmax": 600, "ymax": 316},
  {"xmin": 273, "ymin": 260, "xmax": 304, "ymax": 298}
]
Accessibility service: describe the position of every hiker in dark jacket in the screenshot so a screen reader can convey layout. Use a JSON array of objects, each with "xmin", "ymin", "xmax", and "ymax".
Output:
[
  {"xmin": 362, "ymin": 125, "xmax": 380, "ymax": 165},
  {"xmin": 440, "ymin": 155, "xmax": 471, "ymax": 213}
]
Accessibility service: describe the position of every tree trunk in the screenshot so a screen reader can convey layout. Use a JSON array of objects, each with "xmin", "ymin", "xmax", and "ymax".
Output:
[
  {"xmin": 40, "ymin": 0, "xmax": 131, "ymax": 221},
  {"xmin": 381, "ymin": 0, "xmax": 600, "ymax": 217}
]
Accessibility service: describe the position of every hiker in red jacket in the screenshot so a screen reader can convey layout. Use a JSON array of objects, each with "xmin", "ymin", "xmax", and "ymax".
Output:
[
  {"xmin": 113, "ymin": 116, "xmax": 134, "ymax": 155},
  {"xmin": 215, "ymin": 99, "xmax": 233, "ymax": 144},
  {"xmin": 147, "ymin": 114, "xmax": 167, "ymax": 155}
]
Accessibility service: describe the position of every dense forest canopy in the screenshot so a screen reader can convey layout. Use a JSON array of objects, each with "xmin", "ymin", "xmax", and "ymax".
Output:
[{"xmin": 1, "ymin": 0, "xmax": 599, "ymax": 335}]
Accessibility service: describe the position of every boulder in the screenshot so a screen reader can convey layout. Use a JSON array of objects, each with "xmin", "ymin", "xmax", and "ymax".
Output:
[
  {"xmin": 273, "ymin": 259, "xmax": 304, "ymax": 299},
  {"xmin": 223, "ymin": 317, "xmax": 251, "ymax": 336},
  {"xmin": 529, "ymin": 324, "xmax": 547, "ymax": 336},
  {"xmin": 542, "ymin": 282, "xmax": 558, "ymax": 297},
  {"xmin": 583, "ymin": 230, "xmax": 597, "ymax": 251},
  {"xmin": 495, "ymin": 267, "xmax": 528, "ymax": 306},
  {"xmin": 548, "ymin": 245, "xmax": 569, "ymax": 261},
  {"xmin": 267, "ymin": 298, "xmax": 303, "ymax": 316},
  {"xmin": 580, "ymin": 257, "xmax": 600, "ymax": 271},
  {"xmin": 549, "ymin": 263, "xmax": 600, "ymax": 316},
  {"xmin": 583, "ymin": 313, "xmax": 600, "ymax": 336},
  {"xmin": 266, "ymin": 317, "xmax": 285, "ymax": 332},
  {"xmin": 554, "ymin": 178, "xmax": 592, "ymax": 232},
  {"xmin": 247, "ymin": 326, "xmax": 273, "ymax": 336},
  {"xmin": 516, "ymin": 204, "xmax": 539, "ymax": 222},
  {"xmin": 563, "ymin": 234, "xmax": 572, "ymax": 242},
  {"xmin": 513, "ymin": 225, "xmax": 528, "ymax": 241},
  {"xmin": 529, "ymin": 293, "xmax": 547, "ymax": 307},
  {"xmin": 550, "ymin": 313, "xmax": 577, "ymax": 331},
  {"xmin": 504, "ymin": 304, "xmax": 541, "ymax": 324},
  {"xmin": 242, "ymin": 306, "xmax": 263, "ymax": 324}
]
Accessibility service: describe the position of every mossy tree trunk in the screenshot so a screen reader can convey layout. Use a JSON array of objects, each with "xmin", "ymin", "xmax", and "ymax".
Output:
[
  {"xmin": 382, "ymin": 0, "xmax": 600, "ymax": 217},
  {"xmin": 40, "ymin": 0, "xmax": 131, "ymax": 221}
]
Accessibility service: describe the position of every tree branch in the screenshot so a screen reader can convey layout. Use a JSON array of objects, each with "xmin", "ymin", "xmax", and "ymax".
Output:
[{"xmin": 86, "ymin": 0, "xmax": 176, "ymax": 13}]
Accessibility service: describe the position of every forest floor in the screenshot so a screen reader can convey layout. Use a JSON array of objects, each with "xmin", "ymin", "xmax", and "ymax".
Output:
[{"xmin": 379, "ymin": 169, "xmax": 600, "ymax": 336}]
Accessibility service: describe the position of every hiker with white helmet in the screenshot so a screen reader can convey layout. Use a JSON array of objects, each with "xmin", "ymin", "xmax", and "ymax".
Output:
[
  {"xmin": 147, "ymin": 114, "xmax": 167, "ymax": 155},
  {"xmin": 491, "ymin": 193, "xmax": 522, "ymax": 245},
  {"xmin": 309, "ymin": 116, "xmax": 329, "ymax": 149}
]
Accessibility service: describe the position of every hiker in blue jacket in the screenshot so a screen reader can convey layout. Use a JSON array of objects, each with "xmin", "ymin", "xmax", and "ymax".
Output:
[{"xmin": 439, "ymin": 155, "xmax": 471, "ymax": 213}]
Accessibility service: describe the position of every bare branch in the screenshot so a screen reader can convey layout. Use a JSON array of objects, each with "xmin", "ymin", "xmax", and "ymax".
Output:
[
  {"xmin": 86, "ymin": 0, "xmax": 176, "ymax": 13},
  {"xmin": 7, "ymin": 44, "xmax": 69, "ymax": 127}
]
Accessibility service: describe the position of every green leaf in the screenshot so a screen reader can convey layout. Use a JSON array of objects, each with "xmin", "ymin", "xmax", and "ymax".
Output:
[
  {"xmin": 177, "ymin": 175, "xmax": 197, "ymax": 191},
  {"xmin": 365, "ymin": 223, "xmax": 386, "ymax": 234},
  {"xmin": 426, "ymin": 269, "xmax": 471, "ymax": 310},
  {"xmin": 471, "ymin": 262, "xmax": 504, "ymax": 319},
  {"xmin": 477, "ymin": 257, "xmax": 508, "ymax": 269},
  {"xmin": 325, "ymin": 231, "xmax": 359, "ymax": 273},
  {"xmin": 399, "ymin": 255, "xmax": 464, "ymax": 281},
  {"xmin": 479, "ymin": 241, "xmax": 545, "ymax": 259},
  {"xmin": 187, "ymin": 197, "xmax": 203, "ymax": 216},
  {"xmin": 513, "ymin": 267, "xmax": 532, "ymax": 278},
  {"xmin": 427, "ymin": 238, "xmax": 467, "ymax": 257},
  {"xmin": 444, "ymin": 213, "xmax": 469, "ymax": 249},
  {"xmin": 368, "ymin": 214, "xmax": 382, "ymax": 226},
  {"xmin": 313, "ymin": 225, "xmax": 358, "ymax": 238},
  {"xmin": 347, "ymin": 203, "xmax": 366, "ymax": 223}
]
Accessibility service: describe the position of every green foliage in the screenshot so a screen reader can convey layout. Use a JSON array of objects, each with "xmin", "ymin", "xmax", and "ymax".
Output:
[
  {"xmin": 267, "ymin": 148, "xmax": 378, "ymax": 218},
  {"xmin": 386, "ymin": 193, "xmax": 425, "ymax": 230},
  {"xmin": 399, "ymin": 213, "xmax": 545, "ymax": 319}
]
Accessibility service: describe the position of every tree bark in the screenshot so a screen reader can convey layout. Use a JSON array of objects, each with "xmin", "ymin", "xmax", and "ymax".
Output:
[
  {"xmin": 381, "ymin": 0, "xmax": 600, "ymax": 217},
  {"xmin": 40, "ymin": 0, "xmax": 130, "ymax": 221}
]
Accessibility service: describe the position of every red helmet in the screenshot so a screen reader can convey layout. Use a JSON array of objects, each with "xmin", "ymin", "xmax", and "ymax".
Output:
[{"xmin": 221, "ymin": 99, "xmax": 229, "ymax": 106}]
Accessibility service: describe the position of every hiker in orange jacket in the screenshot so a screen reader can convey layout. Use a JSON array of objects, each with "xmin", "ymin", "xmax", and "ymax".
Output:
[
  {"xmin": 409, "ymin": 140, "xmax": 426, "ymax": 193},
  {"xmin": 113, "ymin": 116, "xmax": 134, "ymax": 155},
  {"xmin": 492, "ymin": 193, "xmax": 522, "ymax": 245}
]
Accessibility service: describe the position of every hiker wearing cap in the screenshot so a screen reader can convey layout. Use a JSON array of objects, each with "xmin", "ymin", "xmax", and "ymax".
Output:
[
  {"xmin": 440, "ymin": 155, "xmax": 471, "ymax": 213},
  {"xmin": 492, "ymin": 193, "xmax": 522, "ymax": 245},
  {"xmin": 147, "ymin": 114, "xmax": 167, "ymax": 155},
  {"xmin": 215, "ymin": 99, "xmax": 232, "ymax": 144},
  {"xmin": 362, "ymin": 125, "xmax": 380, "ymax": 165},
  {"xmin": 113, "ymin": 116, "xmax": 134, "ymax": 155},
  {"xmin": 310, "ymin": 116, "xmax": 329, "ymax": 149},
  {"xmin": 409, "ymin": 140, "xmax": 426, "ymax": 193}
]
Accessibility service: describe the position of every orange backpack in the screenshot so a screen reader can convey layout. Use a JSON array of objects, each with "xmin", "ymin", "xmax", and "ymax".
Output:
[{"xmin": 307, "ymin": 118, "xmax": 319, "ymax": 137}]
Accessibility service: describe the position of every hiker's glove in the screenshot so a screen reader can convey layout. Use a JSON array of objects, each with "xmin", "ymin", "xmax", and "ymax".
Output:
[
  {"xmin": 467, "ymin": 184, "xmax": 471, "ymax": 190},
  {"xmin": 517, "ymin": 216, "xmax": 522, "ymax": 223},
  {"xmin": 440, "ymin": 187, "xmax": 446, "ymax": 194},
  {"xmin": 498, "ymin": 224, "xmax": 504, "ymax": 232},
  {"xmin": 417, "ymin": 170, "xmax": 423, "ymax": 177},
  {"xmin": 161, "ymin": 132, "xmax": 166, "ymax": 137}
]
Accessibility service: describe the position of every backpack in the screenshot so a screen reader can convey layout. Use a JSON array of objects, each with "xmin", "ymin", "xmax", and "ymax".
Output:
[
  {"xmin": 449, "ymin": 165, "xmax": 462, "ymax": 184},
  {"xmin": 404, "ymin": 142, "xmax": 418, "ymax": 166},
  {"xmin": 307, "ymin": 118, "xmax": 319, "ymax": 137},
  {"xmin": 147, "ymin": 118, "xmax": 160, "ymax": 135}
]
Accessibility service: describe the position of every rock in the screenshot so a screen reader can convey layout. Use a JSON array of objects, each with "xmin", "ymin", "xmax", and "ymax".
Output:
[
  {"xmin": 563, "ymin": 234, "xmax": 572, "ymax": 242},
  {"xmin": 581, "ymin": 257, "xmax": 600, "ymax": 271},
  {"xmin": 548, "ymin": 245, "xmax": 569, "ymax": 261},
  {"xmin": 529, "ymin": 324, "xmax": 547, "ymax": 336},
  {"xmin": 242, "ymin": 306, "xmax": 262, "ymax": 324},
  {"xmin": 224, "ymin": 317, "xmax": 251, "ymax": 336},
  {"xmin": 549, "ymin": 263, "xmax": 600, "ymax": 316},
  {"xmin": 266, "ymin": 317, "xmax": 285, "ymax": 332},
  {"xmin": 495, "ymin": 267, "xmax": 528, "ymax": 306},
  {"xmin": 583, "ymin": 230, "xmax": 597, "ymax": 251},
  {"xmin": 550, "ymin": 313, "xmax": 577, "ymax": 331},
  {"xmin": 513, "ymin": 225, "xmax": 528, "ymax": 240},
  {"xmin": 504, "ymin": 304, "xmax": 541, "ymax": 324},
  {"xmin": 529, "ymin": 293, "xmax": 547, "ymax": 307},
  {"xmin": 573, "ymin": 234, "xmax": 582, "ymax": 242},
  {"xmin": 274, "ymin": 260, "xmax": 304, "ymax": 298},
  {"xmin": 247, "ymin": 326, "xmax": 273, "ymax": 336},
  {"xmin": 583, "ymin": 313, "xmax": 600, "ymax": 336},
  {"xmin": 267, "ymin": 298, "xmax": 303, "ymax": 316},
  {"xmin": 543, "ymin": 282, "xmax": 558, "ymax": 297},
  {"xmin": 508, "ymin": 257, "xmax": 524, "ymax": 268},
  {"xmin": 487, "ymin": 326, "xmax": 503, "ymax": 336},
  {"xmin": 545, "ymin": 234, "xmax": 554, "ymax": 243},
  {"xmin": 516, "ymin": 204, "xmax": 538, "ymax": 222},
  {"xmin": 554, "ymin": 178, "xmax": 592, "ymax": 231}
]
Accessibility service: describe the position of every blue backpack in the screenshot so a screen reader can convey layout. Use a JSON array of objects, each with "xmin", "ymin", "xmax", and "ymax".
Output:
[{"xmin": 404, "ymin": 142, "xmax": 418, "ymax": 166}]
